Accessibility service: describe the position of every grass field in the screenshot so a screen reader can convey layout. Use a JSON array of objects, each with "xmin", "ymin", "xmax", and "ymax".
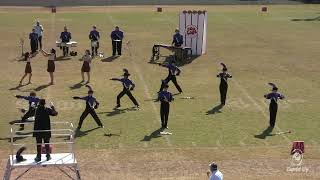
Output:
[{"xmin": 0, "ymin": 5, "xmax": 320, "ymax": 180}]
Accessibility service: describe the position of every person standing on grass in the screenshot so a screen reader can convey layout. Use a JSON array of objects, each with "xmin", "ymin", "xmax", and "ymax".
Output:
[
  {"xmin": 110, "ymin": 69, "xmax": 139, "ymax": 109},
  {"xmin": 33, "ymin": 99, "xmax": 58, "ymax": 162},
  {"xmin": 158, "ymin": 60, "xmax": 183, "ymax": 94},
  {"xmin": 73, "ymin": 85, "xmax": 104, "ymax": 130},
  {"xmin": 207, "ymin": 162, "xmax": 223, "ymax": 180},
  {"xmin": 19, "ymin": 52, "xmax": 33, "ymax": 86},
  {"xmin": 264, "ymin": 83, "xmax": 285, "ymax": 127},
  {"xmin": 158, "ymin": 84, "xmax": 174, "ymax": 129},
  {"xmin": 15, "ymin": 92, "xmax": 40, "ymax": 131},
  {"xmin": 89, "ymin": 25, "xmax": 100, "ymax": 56},
  {"xmin": 81, "ymin": 50, "xmax": 92, "ymax": 84},
  {"xmin": 110, "ymin": 26, "xmax": 124, "ymax": 56},
  {"xmin": 41, "ymin": 49, "xmax": 56, "ymax": 85},
  {"xmin": 34, "ymin": 21, "xmax": 44, "ymax": 50},
  {"xmin": 217, "ymin": 63, "xmax": 232, "ymax": 106},
  {"xmin": 60, "ymin": 26, "xmax": 72, "ymax": 56},
  {"xmin": 29, "ymin": 28, "xmax": 38, "ymax": 54}
]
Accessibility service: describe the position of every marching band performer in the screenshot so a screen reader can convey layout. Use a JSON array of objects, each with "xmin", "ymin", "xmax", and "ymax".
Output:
[
  {"xmin": 81, "ymin": 50, "xmax": 92, "ymax": 84},
  {"xmin": 29, "ymin": 28, "xmax": 38, "ymax": 54},
  {"xmin": 217, "ymin": 63, "xmax": 232, "ymax": 106},
  {"xmin": 158, "ymin": 84, "xmax": 174, "ymax": 129},
  {"xmin": 60, "ymin": 26, "xmax": 72, "ymax": 56},
  {"xmin": 264, "ymin": 83, "xmax": 285, "ymax": 127},
  {"xmin": 41, "ymin": 49, "xmax": 56, "ymax": 85},
  {"xmin": 19, "ymin": 52, "xmax": 33, "ymax": 86},
  {"xmin": 158, "ymin": 60, "xmax": 183, "ymax": 94},
  {"xmin": 89, "ymin": 25, "xmax": 100, "ymax": 56},
  {"xmin": 110, "ymin": 26, "xmax": 124, "ymax": 56}
]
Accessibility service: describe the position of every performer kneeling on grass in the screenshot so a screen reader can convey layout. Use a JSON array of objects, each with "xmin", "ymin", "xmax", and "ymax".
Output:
[
  {"xmin": 19, "ymin": 52, "xmax": 34, "ymax": 86},
  {"xmin": 41, "ymin": 49, "xmax": 56, "ymax": 85},
  {"xmin": 33, "ymin": 99, "xmax": 58, "ymax": 162},
  {"xmin": 15, "ymin": 92, "xmax": 40, "ymax": 130},
  {"xmin": 217, "ymin": 63, "xmax": 232, "ymax": 106},
  {"xmin": 89, "ymin": 25, "xmax": 100, "ymax": 56},
  {"xmin": 110, "ymin": 26, "xmax": 124, "ymax": 56},
  {"xmin": 110, "ymin": 70, "xmax": 140, "ymax": 109},
  {"xmin": 158, "ymin": 84, "xmax": 173, "ymax": 129},
  {"xmin": 81, "ymin": 50, "xmax": 92, "ymax": 84},
  {"xmin": 264, "ymin": 83, "xmax": 285, "ymax": 128},
  {"xmin": 73, "ymin": 85, "xmax": 104, "ymax": 130},
  {"xmin": 158, "ymin": 60, "xmax": 183, "ymax": 94}
]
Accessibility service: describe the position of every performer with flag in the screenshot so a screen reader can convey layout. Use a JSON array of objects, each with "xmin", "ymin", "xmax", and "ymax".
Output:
[
  {"xmin": 89, "ymin": 25, "xmax": 100, "ymax": 56},
  {"xmin": 15, "ymin": 92, "xmax": 40, "ymax": 130},
  {"xmin": 264, "ymin": 83, "xmax": 285, "ymax": 127},
  {"xmin": 217, "ymin": 63, "xmax": 232, "ymax": 106},
  {"xmin": 110, "ymin": 69, "xmax": 139, "ymax": 109},
  {"xmin": 73, "ymin": 85, "xmax": 104, "ymax": 130},
  {"xmin": 158, "ymin": 60, "xmax": 183, "ymax": 94}
]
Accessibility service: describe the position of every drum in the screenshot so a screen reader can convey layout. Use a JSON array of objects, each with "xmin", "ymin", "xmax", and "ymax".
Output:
[
  {"xmin": 291, "ymin": 141, "xmax": 304, "ymax": 154},
  {"xmin": 91, "ymin": 41, "xmax": 98, "ymax": 47}
]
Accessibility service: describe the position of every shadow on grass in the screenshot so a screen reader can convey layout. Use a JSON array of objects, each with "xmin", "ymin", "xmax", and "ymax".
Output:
[
  {"xmin": 206, "ymin": 104, "xmax": 223, "ymax": 115},
  {"xmin": 141, "ymin": 128, "xmax": 163, "ymax": 142},
  {"xmin": 34, "ymin": 83, "xmax": 51, "ymax": 92},
  {"xmin": 254, "ymin": 126, "xmax": 275, "ymax": 139},
  {"xmin": 55, "ymin": 56, "xmax": 72, "ymax": 61},
  {"xmin": 101, "ymin": 56, "xmax": 119, "ymax": 62},
  {"xmin": 9, "ymin": 84, "xmax": 28, "ymax": 91},
  {"xmin": 98, "ymin": 107, "xmax": 138, "ymax": 117},
  {"xmin": 291, "ymin": 16, "xmax": 320, "ymax": 21},
  {"xmin": 74, "ymin": 127, "xmax": 100, "ymax": 138},
  {"xmin": 69, "ymin": 82, "xmax": 85, "ymax": 90}
]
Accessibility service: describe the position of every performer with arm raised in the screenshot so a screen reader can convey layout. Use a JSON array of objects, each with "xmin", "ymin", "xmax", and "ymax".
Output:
[
  {"xmin": 158, "ymin": 60, "xmax": 183, "ymax": 94},
  {"xmin": 264, "ymin": 83, "xmax": 285, "ymax": 127},
  {"xmin": 217, "ymin": 63, "xmax": 232, "ymax": 106},
  {"xmin": 41, "ymin": 48, "xmax": 56, "ymax": 85}
]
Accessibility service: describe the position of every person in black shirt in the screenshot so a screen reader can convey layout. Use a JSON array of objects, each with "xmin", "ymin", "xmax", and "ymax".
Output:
[
  {"xmin": 33, "ymin": 99, "xmax": 58, "ymax": 162},
  {"xmin": 217, "ymin": 63, "xmax": 232, "ymax": 106},
  {"xmin": 264, "ymin": 83, "xmax": 285, "ymax": 127}
]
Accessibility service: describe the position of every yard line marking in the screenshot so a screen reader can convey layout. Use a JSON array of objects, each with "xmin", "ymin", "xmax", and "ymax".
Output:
[{"xmin": 104, "ymin": 8, "xmax": 171, "ymax": 147}]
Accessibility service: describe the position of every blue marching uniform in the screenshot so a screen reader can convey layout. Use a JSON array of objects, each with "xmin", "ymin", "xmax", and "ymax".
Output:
[
  {"xmin": 60, "ymin": 31, "xmax": 72, "ymax": 56},
  {"xmin": 112, "ymin": 77, "xmax": 139, "ymax": 108},
  {"xmin": 76, "ymin": 95, "xmax": 103, "ymax": 129},
  {"xmin": 89, "ymin": 30, "xmax": 100, "ymax": 56},
  {"xmin": 16, "ymin": 95, "xmax": 40, "ymax": 129},
  {"xmin": 158, "ymin": 90, "xmax": 174, "ymax": 129},
  {"xmin": 217, "ymin": 72, "xmax": 232, "ymax": 105},
  {"xmin": 159, "ymin": 64, "xmax": 183, "ymax": 93},
  {"xmin": 172, "ymin": 33, "xmax": 183, "ymax": 47},
  {"xmin": 264, "ymin": 92, "xmax": 285, "ymax": 127},
  {"xmin": 29, "ymin": 32, "xmax": 38, "ymax": 53}
]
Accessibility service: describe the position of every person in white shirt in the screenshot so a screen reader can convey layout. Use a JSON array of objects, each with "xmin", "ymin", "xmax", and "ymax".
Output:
[
  {"xmin": 34, "ymin": 21, "xmax": 44, "ymax": 50},
  {"xmin": 207, "ymin": 162, "xmax": 223, "ymax": 180}
]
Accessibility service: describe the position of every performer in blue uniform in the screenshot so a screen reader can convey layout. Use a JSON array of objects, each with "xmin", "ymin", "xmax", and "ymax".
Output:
[
  {"xmin": 89, "ymin": 25, "xmax": 100, "ymax": 56},
  {"xmin": 73, "ymin": 85, "xmax": 104, "ymax": 130},
  {"xmin": 60, "ymin": 26, "xmax": 72, "ymax": 56},
  {"xmin": 158, "ymin": 60, "xmax": 183, "ymax": 93},
  {"xmin": 264, "ymin": 83, "xmax": 285, "ymax": 127},
  {"xmin": 172, "ymin": 28, "xmax": 183, "ymax": 47},
  {"xmin": 217, "ymin": 63, "xmax": 232, "ymax": 106},
  {"xmin": 110, "ymin": 69, "xmax": 139, "ymax": 108},
  {"xmin": 29, "ymin": 28, "xmax": 38, "ymax": 54},
  {"xmin": 158, "ymin": 84, "xmax": 174, "ymax": 129},
  {"xmin": 110, "ymin": 26, "xmax": 124, "ymax": 56},
  {"xmin": 15, "ymin": 92, "xmax": 40, "ymax": 130}
]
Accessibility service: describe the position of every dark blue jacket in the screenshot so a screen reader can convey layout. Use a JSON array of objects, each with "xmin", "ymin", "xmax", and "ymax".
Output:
[
  {"xmin": 60, "ymin": 31, "xmax": 72, "ymax": 42},
  {"xmin": 111, "ymin": 30, "xmax": 124, "ymax": 40},
  {"xmin": 89, "ymin": 30, "xmax": 100, "ymax": 41},
  {"xmin": 172, "ymin": 33, "xmax": 183, "ymax": 47}
]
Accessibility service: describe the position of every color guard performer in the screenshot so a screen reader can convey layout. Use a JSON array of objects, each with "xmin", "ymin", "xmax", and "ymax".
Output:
[
  {"xmin": 110, "ymin": 26, "xmax": 124, "ymax": 56},
  {"xmin": 158, "ymin": 60, "xmax": 183, "ymax": 93},
  {"xmin": 264, "ymin": 83, "xmax": 285, "ymax": 127},
  {"xmin": 60, "ymin": 26, "xmax": 72, "ymax": 56},
  {"xmin": 158, "ymin": 84, "xmax": 174, "ymax": 129},
  {"xmin": 29, "ymin": 28, "xmax": 38, "ymax": 54},
  {"xmin": 19, "ymin": 52, "xmax": 33, "ymax": 86},
  {"xmin": 81, "ymin": 50, "xmax": 92, "ymax": 84},
  {"xmin": 89, "ymin": 25, "xmax": 100, "ymax": 56},
  {"xmin": 41, "ymin": 49, "xmax": 56, "ymax": 85},
  {"xmin": 15, "ymin": 92, "xmax": 40, "ymax": 130},
  {"xmin": 110, "ymin": 69, "xmax": 139, "ymax": 109},
  {"xmin": 73, "ymin": 85, "xmax": 104, "ymax": 130},
  {"xmin": 217, "ymin": 63, "xmax": 232, "ymax": 106}
]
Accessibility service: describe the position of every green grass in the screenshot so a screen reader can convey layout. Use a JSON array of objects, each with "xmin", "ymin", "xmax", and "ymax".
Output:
[{"xmin": 0, "ymin": 5, "xmax": 320, "ymax": 151}]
